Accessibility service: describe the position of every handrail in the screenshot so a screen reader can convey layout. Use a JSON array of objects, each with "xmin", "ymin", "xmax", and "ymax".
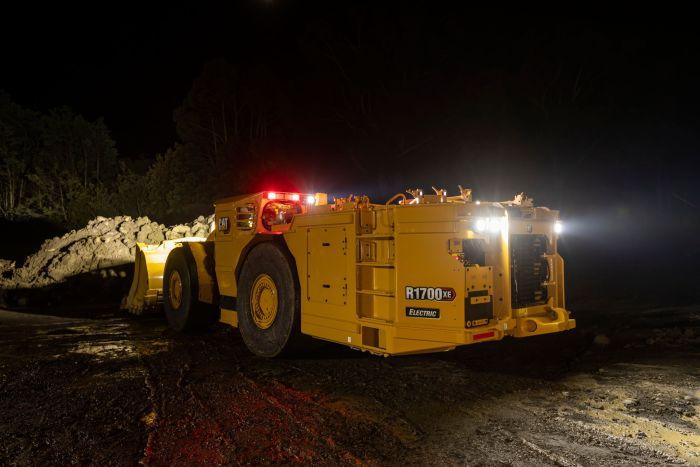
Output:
[{"xmin": 385, "ymin": 193, "xmax": 407, "ymax": 205}]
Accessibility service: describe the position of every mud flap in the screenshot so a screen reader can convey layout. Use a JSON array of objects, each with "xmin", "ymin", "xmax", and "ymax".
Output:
[{"xmin": 465, "ymin": 290, "xmax": 493, "ymax": 328}]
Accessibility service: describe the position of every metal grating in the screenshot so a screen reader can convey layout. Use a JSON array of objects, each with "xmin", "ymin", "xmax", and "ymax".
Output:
[{"xmin": 510, "ymin": 234, "xmax": 549, "ymax": 308}]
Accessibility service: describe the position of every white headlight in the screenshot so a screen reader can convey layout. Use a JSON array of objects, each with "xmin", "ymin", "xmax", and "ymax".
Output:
[
  {"xmin": 474, "ymin": 217, "xmax": 505, "ymax": 233},
  {"xmin": 554, "ymin": 220, "xmax": 563, "ymax": 234}
]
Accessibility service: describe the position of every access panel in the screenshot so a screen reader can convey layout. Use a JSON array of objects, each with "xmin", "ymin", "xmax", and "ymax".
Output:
[{"xmin": 307, "ymin": 227, "xmax": 348, "ymax": 306}]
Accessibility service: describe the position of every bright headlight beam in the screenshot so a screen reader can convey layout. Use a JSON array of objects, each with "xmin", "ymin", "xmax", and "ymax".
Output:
[
  {"xmin": 474, "ymin": 217, "xmax": 505, "ymax": 233},
  {"xmin": 554, "ymin": 220, "xmax": 563, "ymax": 234}
]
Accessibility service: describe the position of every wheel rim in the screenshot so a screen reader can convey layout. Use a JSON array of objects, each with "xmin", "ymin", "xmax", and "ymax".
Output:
[
  {"xmin": 250, "ymin": 273, "xmax": 278, "ymax": 329},
  {"xmin": 169, "ymin": 270, "xmax": 183, "ymax": 310}
]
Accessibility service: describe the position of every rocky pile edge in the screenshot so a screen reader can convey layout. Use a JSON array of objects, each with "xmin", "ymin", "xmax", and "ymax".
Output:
[{"xmin": 0, "ymin": 215, "xmax": 213, "ymax": 308}]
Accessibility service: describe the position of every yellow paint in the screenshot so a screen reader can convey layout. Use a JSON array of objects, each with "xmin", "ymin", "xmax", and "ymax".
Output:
[
  {"xmin": 188, "ymin": 241, "xmax": 217, "ymax": 305},
  {"xmin": 250, "ymin": 273, "xmax": 278, "ymax": 329},
  {"xmin": 127, "ymin": 190, "xmax": 576, "ymax": 355},
  {"xmin": 220, "ymin": 308, "xmax": 238, "ymax": 326},
  {"xmin": 168, "ymin": 269, "xmax": 182, "ymax": 309},
  {"xmin": 122, "ymin": 237, "xmax": 208, "ymax": 313}
]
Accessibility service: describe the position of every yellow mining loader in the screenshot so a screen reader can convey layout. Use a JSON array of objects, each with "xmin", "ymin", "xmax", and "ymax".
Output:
[{"xmin": 123, "ymin": 188, "xmax": 575, "ymax": 357}]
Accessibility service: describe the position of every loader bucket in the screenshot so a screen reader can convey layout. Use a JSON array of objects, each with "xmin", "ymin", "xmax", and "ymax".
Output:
[{"xmin": 122, "ymin": 238, "xmax": 205, "ymax": 315}]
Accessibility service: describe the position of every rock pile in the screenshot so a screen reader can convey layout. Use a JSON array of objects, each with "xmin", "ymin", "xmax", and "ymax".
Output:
[{"xmin": 0, "ymin": 214, "xmax": 213, "ymax": 290}]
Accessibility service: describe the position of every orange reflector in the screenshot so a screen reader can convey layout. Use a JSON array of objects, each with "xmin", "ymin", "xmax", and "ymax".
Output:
[{"xmin": 473, "ymin": 331, "xmax": 495, "ymax": 341}]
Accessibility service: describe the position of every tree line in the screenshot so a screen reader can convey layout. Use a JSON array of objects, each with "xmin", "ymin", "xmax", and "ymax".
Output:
[
  {"xmin": 0, "ymin": 82, "xmax": 255, "ymax": 228},
  {"xmin": 0, "ymin": 57, "xmax": 316, "ymax": 229},
  {"xmin": 0, "ymin": 93, "xmax": 119, "ymax": 226},
  {"xmin": 0, "ymin": 55, "xmax": 302, "ymax": 228}
]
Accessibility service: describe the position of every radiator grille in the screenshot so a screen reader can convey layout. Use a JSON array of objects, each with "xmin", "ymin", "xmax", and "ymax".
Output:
[{"xmin": 510, "ymin": 234, "xmax": 549, "ymax": 308}]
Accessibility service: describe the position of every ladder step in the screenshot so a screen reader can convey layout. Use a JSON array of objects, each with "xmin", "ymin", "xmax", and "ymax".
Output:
[
  {"xmin": 359, "ymin": 317, "xmax": 390, "ymax": 325},
  {"xmin": 356, "ymin": 262, "xmax": 395, "ymax": 268},
  {"xmin": 357, "ymin": 289, "xmax": 395, "ymax": 297}
]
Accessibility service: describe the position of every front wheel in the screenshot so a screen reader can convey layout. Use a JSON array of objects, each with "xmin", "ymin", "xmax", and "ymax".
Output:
[
  {"xmin": 237, "ymin": 242, "xmax": 301, "ymax": 357},
  {"xmin": 163, "ymin": 247, "xmax": 216, "ymax": 332}
]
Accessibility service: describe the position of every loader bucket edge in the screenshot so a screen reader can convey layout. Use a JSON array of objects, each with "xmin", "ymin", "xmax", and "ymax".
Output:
[{"xmin": 122, "ymin": 237, "xmax": 206, "ymax": 315}]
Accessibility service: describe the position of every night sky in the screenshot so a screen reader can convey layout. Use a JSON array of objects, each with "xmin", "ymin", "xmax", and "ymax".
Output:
[
  {"xmin": 3, "ymin": 7, "xmax": 697, "ymax": 159},
  {"xmin": 2, "ymin": 4, "xmax": 699, "ymax": 301}
]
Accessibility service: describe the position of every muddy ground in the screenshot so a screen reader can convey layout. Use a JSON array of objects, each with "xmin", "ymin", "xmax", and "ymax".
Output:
[{"xmin": 0, "ymin": 303, "xmax": 698, "ymax": 465}]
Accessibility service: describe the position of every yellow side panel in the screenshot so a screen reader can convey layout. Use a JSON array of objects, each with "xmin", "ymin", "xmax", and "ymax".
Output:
[
  {"xmin": 188, "ymin": 242, "xmax": 218, "ymax": 304},
  {"xmin": 214, "ymin": 196, "xmax": 259, "ymax": 301},
  {"xmin": 395, "ymin": 221, "xmax": 456, "ymax": 234},
  {"xmin": 214, "ymin": 207, "xmax": 238, "ymax": 298},
  {"xmin": 294, "ymin": 211, "xmax": 354, "ymax": 227},
  {"xmin": 307, "ymin": 226, "xmax": 348, "ymax": 306},
  {"xmin": 395, "ymin": 232, "xmax": 465, "ymax": 329},
  {"xmin": 285, "ymin": 213, "xmax": 358, "ymax": 342}
]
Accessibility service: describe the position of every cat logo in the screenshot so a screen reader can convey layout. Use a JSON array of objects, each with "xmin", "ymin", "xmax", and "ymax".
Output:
[{"xmin": 218, "ymin": 216, "xmax": 230, "ymax": 234}]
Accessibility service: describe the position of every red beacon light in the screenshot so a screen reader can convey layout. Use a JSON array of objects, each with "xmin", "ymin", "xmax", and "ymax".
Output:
[{"xmin": 265, "ymin": 191, "xmax": 304, "ymax": 202}]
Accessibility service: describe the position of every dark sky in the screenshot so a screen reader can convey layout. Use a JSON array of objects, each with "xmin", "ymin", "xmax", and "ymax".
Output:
[
  {"xmin": 2, "ymin": 5, "xmax": 697, "ymax": 158},
  {"xmin": 3, "ymin": 2, "xmax": 365, "ymax": 157},
  {"xmin": 2, "ymin": 3, "xmax": 293, "ymax": 156}
]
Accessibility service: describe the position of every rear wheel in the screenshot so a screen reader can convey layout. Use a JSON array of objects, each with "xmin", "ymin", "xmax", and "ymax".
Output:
[
  {"xmin": 163, "ymin": 247, "xmax": 216, "ymax": 332},
  {"xmin": 238, "ymin": 242, "xmax": 301, "ymax": 357}
]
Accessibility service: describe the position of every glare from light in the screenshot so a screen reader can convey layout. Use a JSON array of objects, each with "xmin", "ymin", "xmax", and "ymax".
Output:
[
  {"xmin": 474, "ymin": 217, "xmax": 505, "ymax": 234},
  {"xmin": 475, "ymin": 200, "xmax": 481, "ymax": 205},
  {"xmin": 267, "ymin": 192, "xmax": 278, "ymax": 200},
  {"xmin": 305, "ymin": 195, "xmax": 316, "ymax": 205},
  {"xmin": 290, "ymin": 193, "xmax": 300, "ymax": 201},
  {"xmin": 554, "ymin": 220, "xmax": 563, "ymax": 234}
]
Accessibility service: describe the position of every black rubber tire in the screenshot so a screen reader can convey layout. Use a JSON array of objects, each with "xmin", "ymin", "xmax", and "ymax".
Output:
[
  {"xmin": 237, "ymin": 242, "xmax": 301, "ymax": 357},
  {"xmin": 163, "ymin": 247, "xmax": 216, "ymax": 332}
]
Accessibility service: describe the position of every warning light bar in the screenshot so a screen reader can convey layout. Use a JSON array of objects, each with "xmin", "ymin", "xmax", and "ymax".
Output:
[
  {"xmin": 266, "ymin": 191, "xmax": 300, "ymax": 201},
  {"xmin": 265, "ymin": 192, "xmax": 316, "ymax": 204}
]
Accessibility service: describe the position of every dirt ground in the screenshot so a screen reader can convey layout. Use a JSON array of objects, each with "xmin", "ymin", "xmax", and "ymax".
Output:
[{"xmin": 0, "ymin": 303, "xmax": 698, "ymax": 465}]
